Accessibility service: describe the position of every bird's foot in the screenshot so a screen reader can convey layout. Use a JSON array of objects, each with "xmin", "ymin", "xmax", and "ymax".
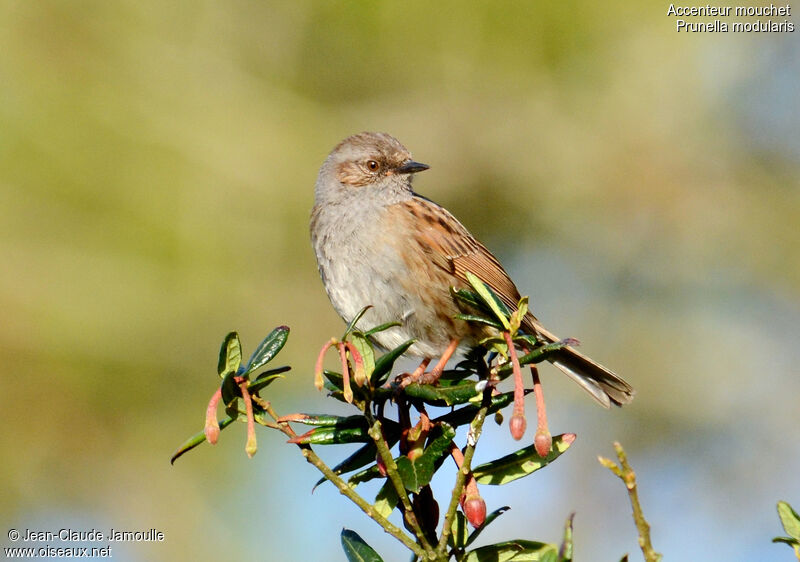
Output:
[{"xmin": 393, "ymin": 339, "xmax": 459, "ymax": 394}]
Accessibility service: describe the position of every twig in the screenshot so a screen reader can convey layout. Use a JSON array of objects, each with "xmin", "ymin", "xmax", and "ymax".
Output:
[
  {"xmin": 435, "ymin": 398, "xmax": 491, "ymax": 556},
  {"xmin": 598, "ymin": 442, "xmax": 662, "ymax": 562},
  {"xmin": 261, "ymin": 400, "xmax": 427, "ymax": 559},
  {"xmin": 368, "ymin": 419, "xmax": 436, "ymax": 554}
]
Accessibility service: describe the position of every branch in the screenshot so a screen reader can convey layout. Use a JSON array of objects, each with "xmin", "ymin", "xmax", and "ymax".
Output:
[
  {"xmin": 598, "ymin": 442, "xmax": 662, "ymax": 562},
  {"xmin": 368, "ymin": 419, "xmax": 436, "ymax": 555},
  {"xmin": 263, "ymin": 400, "xmax": 427, "ymax": 559},
  {"xmin": 435, "ymin": 397, "xmax": 491, "ymax": 556}
]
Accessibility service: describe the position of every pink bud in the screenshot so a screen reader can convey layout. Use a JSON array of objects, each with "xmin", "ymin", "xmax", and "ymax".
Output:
[
  {"xmin": 204, "ymin": 421, "xmax": 219, "ymax": 445},
  {"xmin": 463, "ymin": 494, "xmax": 487, "ymax": 527},
  {"xmin": 204, "ymin": 389, "xmax": 222, "ymax": 445},
  {"xmin": 534, "ymin": 429, "xmax": 552, "ymax": 457},
  {"xmin": 509, "ymin": 413, "xmax": 527, "ymax": 441}
]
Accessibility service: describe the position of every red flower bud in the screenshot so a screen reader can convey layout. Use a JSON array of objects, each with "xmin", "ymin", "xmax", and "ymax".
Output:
[
  {"xmin": 509, "ymin": 413, "xmax": 527, "ymax": 441},
  {"xmin": 462, "ymin": 494, "xmax": 487, "ymax": 527},
  {"xmin": 534, "ymin": 429, "xmax": 552, "ymax": 457}
]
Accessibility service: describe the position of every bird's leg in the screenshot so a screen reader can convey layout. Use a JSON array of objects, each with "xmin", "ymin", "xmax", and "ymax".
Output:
[
  {"xmin": 395, "ymin": 358, "xmax": 431, "ymax": 390},
  {"xmin": 396, "ymin": 339, "xmax": 458, "ymax": 389},
  {"xmin": 417, "ymin": 339, "xmax": 459, "ymax": 385},
  {"xmin": 410, "ymin": 358, "xmax": 432, "ymax": 380}
]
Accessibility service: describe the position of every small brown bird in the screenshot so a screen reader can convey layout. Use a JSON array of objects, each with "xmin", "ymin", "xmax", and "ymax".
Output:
[{"xmin": 310, "ymin": 132, "xmax": 634, "ymax": 408}]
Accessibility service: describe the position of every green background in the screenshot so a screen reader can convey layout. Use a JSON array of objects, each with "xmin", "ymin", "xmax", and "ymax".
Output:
[{"xmin": 2, "ymin": 2, "xmax": 798, "ymax": 560}]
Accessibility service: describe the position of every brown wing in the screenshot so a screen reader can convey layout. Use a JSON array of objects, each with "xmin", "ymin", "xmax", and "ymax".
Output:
[
  {"xmin": 399, "ymin": 195, "xmax": 635, "ymax": 408},
  {"xmin": 400, "ymin": 195, "xmax": 527, "ymax": 317}
]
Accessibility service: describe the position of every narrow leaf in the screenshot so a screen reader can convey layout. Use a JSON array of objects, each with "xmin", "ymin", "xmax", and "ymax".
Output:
[
  {"xmin": 314, "ymin": 442, "xmax": 379, "ymax": 491},
  {"xmin": 465, "ymin": 506, "xmax": 511, "ymax": 547},
  {"xmin": 244, "ymin": 326, "xmax": 289, "ymax": 375},
  {"xmin": 472, "ymin": 434, "xmax": 576, "ymax": 485},
  {"xmin": 771, "ymin": 537, "xmax": 799, "ymax": 546},
  {"xmin": 374, "ymin": 481, "xmax": 399, "ymax": 519},
  {"xmin": 247, "ymin": 368, "xmax": 289, "ymax": 394},
  {"xmin": 404, "ymin": 380, "xmax": 483, "ymax": 407},
  {"xmin": 220, "ymin": 370, "xmax": 241, "ymax": 406},
  {"xmin": 451, "ymin": 287, "xmax": 485, "ymax": 310},
  {"xmin": 170, "ymin": 417, "xmax": 235, "ymax": 464},
  {"xmin": 466, "ymin": 272, "xmax": 511, "ymax": 330},
  {"xmin": 436, "ymin": 391, "xmax": 522, "ymax": 428},
  {"xmin": 364, "ymin": 321, "xmax": 401, "ymax": 336},
  {"xmin": 343, "ymin": 306, "xmax": 373, "ymax": 339},
  {"xmin": 497, "ymin": 341, "xmax": 572, "ymax": 378},
  {"xmin": 351, "ymin": 332, "xmax": 375, "ymax": 380},
  {"xmin": 281, "ymin": 413, "xmax": 367, "ymax": 427},
  {"xmin": 455, "ymin": 313, "xmax": 504, "ymax": 330},
  {"xmin": 288, "ymin": 425, "xmax": 371, "ymax": 446},
  {"xmin": 450, "ymin": 511, "xmax": 469, "ymax": 550},
  {"xmin": 395, "ymin": 424, "xmax": 456, "ymax": 493},
  {"xmin": 341, "ymin": 528, "xmax": 384, "ymax": 562},
  {"xmin": 371, "ymin": 339, "xmax": 415, "ymax": 385},
  {"xmin": 464, "ymin": 540, "xmax": 558, "ymax": 562},
  {"xmin": 217, "ymin": 332, "xmax": 242, "ymax": 377},
  {"xmin": 558, "ymin": 513, "xmax": 575, "ymax": 562},
  {"xmin": 778, "ymin": 501, "xmax": 800, "ymax": 541}
]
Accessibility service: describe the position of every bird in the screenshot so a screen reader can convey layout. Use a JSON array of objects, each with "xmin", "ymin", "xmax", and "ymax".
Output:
[{"xmin": 310, "ymin": 132, "xmax": 634, "ymax": 409}]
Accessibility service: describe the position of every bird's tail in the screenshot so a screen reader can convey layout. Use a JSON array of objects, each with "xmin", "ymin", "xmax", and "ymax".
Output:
[{"xmin": 527, "ymin": 319, "xmax": 635, "ymax": 408}]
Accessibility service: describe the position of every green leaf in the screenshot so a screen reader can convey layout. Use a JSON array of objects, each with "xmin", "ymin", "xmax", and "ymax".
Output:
[
  {"xmin": 558, "ymin": 513, "xmax": 575, "ymax": 562},
  {"xmin": 451, "ymin": 287, "xmax": 485, "ymax": 310},
  {"xmin": 343, "ymin": 306, "xmax": 373, "ymax": 339},
  {"xmin": 220, "ymin": 370, "xmax": 241, "ymax": 406},
  {"xmin": 283, "ymin": 414, "xmax": 367, "ymax": 428},
  {"xmin": 497, "ymin": 341, "xmax": 572, "ymax": 377},
  {"xmin": 395, "ymin": 456, "xmax": 431, "ymax": 494},
  {"xmin": 243, "ymin": 326, "xmax": 289, "ymax": 375},
  {"xmin": 395, "ymin": 424, "xmax": 456, "ymax": 493},
  {"xmin": 540, "ymin": 551, "xmax": 559, "ymax": 562},
  {"xmin": 170, "ymin": 417, "xmax": 235, "ymax": 464},
  {"xmin": 364, "ymin": 321, "xmax": 401, "ymax": 336},
  {"xmin": 374, "ymin": 481, "xmax": 399, "ymax": 519},
  {"xmin": 314, "ymin": 423, "xmax": 401, "ymax": 489},
  {"xmin": 472, "ymin": 434, "xmax": 576, "ymax": 485},
  {"xmin": 464, "ymin": 540, "xmax": 558, "ymax": 562},
  {"xmin": 371, "ymin": 339, "xmax": 415, "ymax": 386},
  {"xmin": 436, "ymin": 391, "xmax": 521, "ymax": 428},
  {"xmin": 247, "ymin": 367, "xmax": 290, "ymax": 393},
  {"xmin": 465, "ymin": 506, "xmax": 510, "ymax": 548},
  {"xmin": 349, "ymin": 464, "xmax": 388, "ymax": 487},
  {"xmin": 778, "ymin": 501, "xmax": 800, "ymax": 541},
  {"xmin": 314, "ymin": 442, "xmax": 378, "ymax": 491},
  {"xmin": 455, "ymin": 313, "xmax": 504, "ymax": 330},
  {"xmin": 450, "ymin": 511, "xmax": 469, "ymax": 550},
  {"xmin": 772, "ymin": 537, "xmax": 799, "ymax": 546},
  {"xmin": 351, "ymin": 332, "xmax": 375, "ymax": 380},
  {"xmin": 217, "ymin": 332, "xmax": 242, "ymax": 377},
  {"xmin": 341, "ymin": 529, "xmax": 384, "ymax": 562},
  {"xmin": 323, "ymin": 369, "xmax": 344, "ymax": 390},
  {"xmin": 404, "ymin": 380, "xmax": 483, "ymax": 407},
  {"xmin": 465, "ymin": 272, "xmax": 511, "ymax": 330},
  {"xmin": 289, "ymin": 425, "xmax": 371, "ymax": 445}
]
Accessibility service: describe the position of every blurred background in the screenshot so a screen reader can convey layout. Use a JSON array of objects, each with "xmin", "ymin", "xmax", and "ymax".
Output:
[{"xmin": 1, "ymin": 1, "xmax": 798, "ymax": 560}]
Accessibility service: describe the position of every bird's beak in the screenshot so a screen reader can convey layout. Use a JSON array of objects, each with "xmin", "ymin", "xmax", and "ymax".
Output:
[{"xmin": 396, "ymin": 160, "xmax": 430, "ymax": 174}]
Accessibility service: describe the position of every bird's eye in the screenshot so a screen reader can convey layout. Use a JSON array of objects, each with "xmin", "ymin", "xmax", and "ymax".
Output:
[{"xmin": 366, "ymin": 160, "xmax": 380, "ymax": 172}]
